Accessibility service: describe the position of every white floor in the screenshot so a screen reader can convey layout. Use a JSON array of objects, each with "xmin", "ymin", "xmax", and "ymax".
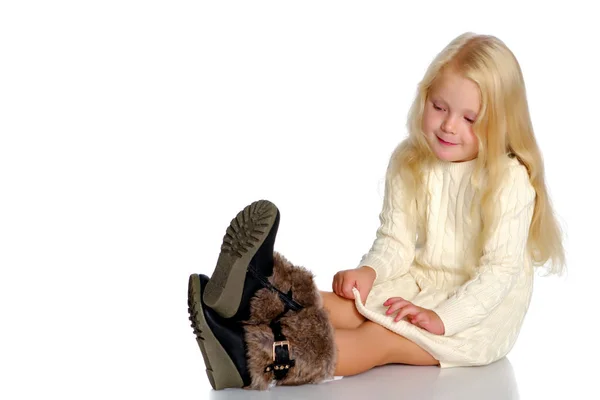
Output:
[
  {"xmin": 194, "ymin": 358, "xmax": 519, "ymax": 400},
  {"xmin": 187, "ymin": 330, "xmax": 590, "ymax": 400}
]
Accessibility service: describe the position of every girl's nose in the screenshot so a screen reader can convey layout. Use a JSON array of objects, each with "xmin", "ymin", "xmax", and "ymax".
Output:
[{"xmin": 441, "ymin": 117, "xmax": 456, "ymax": 134}]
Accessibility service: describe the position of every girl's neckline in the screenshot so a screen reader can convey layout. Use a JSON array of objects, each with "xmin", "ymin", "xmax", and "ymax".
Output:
[{"xmin": 434, "ymin": 158, "xmax": 478, "ymax": 174}]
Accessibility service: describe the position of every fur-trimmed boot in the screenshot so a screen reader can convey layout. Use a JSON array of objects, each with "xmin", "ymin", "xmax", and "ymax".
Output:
[{"xmin": 188, "ymin": 253, "xmax": 336, "ymax": 390}]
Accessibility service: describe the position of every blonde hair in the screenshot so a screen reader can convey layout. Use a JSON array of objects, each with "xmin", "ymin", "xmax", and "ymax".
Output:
[{"xmin": 389, "ymin": 32, "xmax": 566, "ymax": 275}]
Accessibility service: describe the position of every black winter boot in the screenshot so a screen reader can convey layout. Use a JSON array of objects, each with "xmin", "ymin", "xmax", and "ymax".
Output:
[
  {"xmin": 188, "ymin": 252, "xmax": 337, "ymax": 390},
  {"xmin": 203, "ymin": 199, "xmax": 280, "ymax": 321}
]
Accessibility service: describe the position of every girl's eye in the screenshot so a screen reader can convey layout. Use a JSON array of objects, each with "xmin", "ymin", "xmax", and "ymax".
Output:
[{"xmin": 432, "ymin": 102, "xmax": 475, "ymax": 123}]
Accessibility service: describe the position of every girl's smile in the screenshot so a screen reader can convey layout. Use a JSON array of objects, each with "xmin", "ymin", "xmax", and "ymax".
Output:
[{"xmin": 437, "ymin": 136, "xmax": 458, "ymax": 146}]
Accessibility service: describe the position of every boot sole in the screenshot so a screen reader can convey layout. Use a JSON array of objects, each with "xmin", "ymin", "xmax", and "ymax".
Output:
[
  {"xmin": 203, "ymin": 199, "xmax": 278, "ymax": 318},
  {"xmin": 188, "ymin": 274, "xmax": 244, "ymax": 390}
]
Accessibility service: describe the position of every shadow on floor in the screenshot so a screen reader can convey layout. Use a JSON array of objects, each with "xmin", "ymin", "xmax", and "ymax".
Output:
[{"xmin": 206, "ymin": 356, "xmax": 519, "ymax": 400}]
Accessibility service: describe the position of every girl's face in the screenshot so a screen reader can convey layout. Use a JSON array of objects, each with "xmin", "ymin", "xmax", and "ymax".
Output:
[{"xmin": 422, "ymin": 70, "xmax": 481, "ymax": 163}]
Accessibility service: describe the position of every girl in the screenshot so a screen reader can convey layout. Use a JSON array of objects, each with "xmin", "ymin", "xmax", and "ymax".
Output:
[
  {"xmin": 188, "ymin": 31, "xmax": 566, "ymax": 390},
  {"xmin": 328, "ymin": 30, "xmax": 566, "ymax": 374}
]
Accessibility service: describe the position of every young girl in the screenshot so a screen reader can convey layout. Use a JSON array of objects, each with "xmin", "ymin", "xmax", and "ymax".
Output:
[{"xmin": 188, "ymin": 32, "xmax": 566, "ymax": 390}]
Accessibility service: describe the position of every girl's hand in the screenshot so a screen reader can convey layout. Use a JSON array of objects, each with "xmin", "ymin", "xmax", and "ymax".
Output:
[
  {"xmin": 332, "ymin": 266, "xmax": 376, "ymax": 304},
  {"xmin": 383, "ymin": 297, "xmax": 445, "ymax": 335}
]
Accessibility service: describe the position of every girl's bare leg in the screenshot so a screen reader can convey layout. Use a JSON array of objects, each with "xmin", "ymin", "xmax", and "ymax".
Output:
[
  {"xmin": 334, "ymin": 321, "xmax": 439, "ymax": 376},
  {"xmin": 320, "ymin": 291, "xmax": 366, "ymax": 329},
  {"xmin": 320, "ymin": 291, "xmax": 438, "ymax": 376}
]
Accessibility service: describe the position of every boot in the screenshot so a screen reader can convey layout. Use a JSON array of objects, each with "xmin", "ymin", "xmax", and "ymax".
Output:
[
  {"xmin": 188, "ymin": 273, "xmax": 251, "ymax": 389},
  {"xmin": 188, "ymin": 252, "xmax": 337, "ymax": 390},
  {"xmin": 203, "ymin": 199, "xmax": 280, "ymax": 321}
]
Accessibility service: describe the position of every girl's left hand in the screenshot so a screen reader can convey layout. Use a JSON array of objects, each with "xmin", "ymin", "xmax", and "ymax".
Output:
[{"xmin": 383, "ymin": 297, "xmax": 445, "ymax": 335}]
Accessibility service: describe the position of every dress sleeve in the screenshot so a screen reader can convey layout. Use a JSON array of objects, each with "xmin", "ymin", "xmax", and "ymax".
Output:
[
  {"xmin": 433, "ymin": 164, "xmax": 536, "ymax": 336},
  {"xmin": 357, "ymin": 166, "xmax": 418, "ymax": 285}
]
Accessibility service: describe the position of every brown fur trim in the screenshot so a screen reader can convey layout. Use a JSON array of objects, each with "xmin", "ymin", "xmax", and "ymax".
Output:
[
  {"xmin": 270, "ymin": 252, "xmax": 323, "ymax": 308},
  {"xmin": 242, "ymin": 252, "xmax": 336, "ymax": 390}
]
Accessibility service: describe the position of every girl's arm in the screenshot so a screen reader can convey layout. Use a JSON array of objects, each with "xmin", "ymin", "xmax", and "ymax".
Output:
[
  {"xmin": 357, "ymin": 168, "xmax": 417, "ymax": 285},
  {"xmin": 432, "ymin": 164, "xmax": 536, "ymax": 336}
]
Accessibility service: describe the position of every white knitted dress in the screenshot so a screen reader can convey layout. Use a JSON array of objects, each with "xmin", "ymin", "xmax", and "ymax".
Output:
[{"xmin": 353, "ymin": 156, "xmax": 536, "ymax": 368}]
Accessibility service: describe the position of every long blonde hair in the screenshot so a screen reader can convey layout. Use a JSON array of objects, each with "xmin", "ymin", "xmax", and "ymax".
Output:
[{"xmin": 389, "ymin": 32, "xmax": 566, "ymax": 275}]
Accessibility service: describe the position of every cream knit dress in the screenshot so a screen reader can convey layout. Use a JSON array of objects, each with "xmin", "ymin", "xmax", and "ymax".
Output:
[{"xmin": 353, "ymin": 155, "xmax": 536, "ymax": 368}]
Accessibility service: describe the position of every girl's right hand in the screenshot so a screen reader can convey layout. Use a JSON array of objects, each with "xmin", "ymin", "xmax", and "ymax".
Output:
[{"xmin": 332, "ymin": 266, "xmax": 376, "ymax": 303}]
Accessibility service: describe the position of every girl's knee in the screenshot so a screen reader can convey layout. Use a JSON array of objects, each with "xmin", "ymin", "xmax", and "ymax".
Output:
[{"xmin": 321, "ymin": 291, "xmax": 366, "ymax": 329}]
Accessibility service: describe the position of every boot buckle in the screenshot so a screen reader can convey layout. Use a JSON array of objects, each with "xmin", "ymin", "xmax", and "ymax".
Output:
[{"xmin": 272, "ymin": 340, "xmax": 291, "ymax": 361}]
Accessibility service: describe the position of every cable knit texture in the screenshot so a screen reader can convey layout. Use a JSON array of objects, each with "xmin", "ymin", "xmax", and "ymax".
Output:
[{"xmin": 354, "ymin": 155, "xmax": 536, "ymax": 368}]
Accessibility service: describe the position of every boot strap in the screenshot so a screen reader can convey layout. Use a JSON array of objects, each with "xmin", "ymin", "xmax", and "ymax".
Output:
[
  {"xmin": 255, "ymin": 277, "xmax": 304, "ymax": 380},
  {"xmin": 263, "ymin": 317, "xmax": 296, "ymax": 379},
  {"xmin": 248, "ymin": 264, "xmax": 303, "ymax": 312}
]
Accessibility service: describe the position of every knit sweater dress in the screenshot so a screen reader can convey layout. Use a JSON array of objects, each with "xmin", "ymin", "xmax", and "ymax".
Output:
[{"xmin": 353, "ymin": 155, "xmax": 536, "ymax": 368}]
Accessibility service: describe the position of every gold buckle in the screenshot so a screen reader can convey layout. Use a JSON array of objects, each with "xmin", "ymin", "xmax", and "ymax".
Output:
[{"xmin": 272, "ymin": 340, "xmax": 291, "ymax": 361}]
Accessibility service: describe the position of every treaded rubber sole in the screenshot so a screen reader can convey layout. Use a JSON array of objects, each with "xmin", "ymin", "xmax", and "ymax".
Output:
[
  {"xmin": 203, "ymin": 199, "xmax": 278, "ymax": 318},
  {"xmin": 188, "ymin": 274, "xmax": 244, "ymax": 390}
]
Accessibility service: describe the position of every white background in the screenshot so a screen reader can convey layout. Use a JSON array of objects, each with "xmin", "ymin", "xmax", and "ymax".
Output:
[{"xmin": 1, "ymin": 1, "xmax": 598, "ymax": 399}]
